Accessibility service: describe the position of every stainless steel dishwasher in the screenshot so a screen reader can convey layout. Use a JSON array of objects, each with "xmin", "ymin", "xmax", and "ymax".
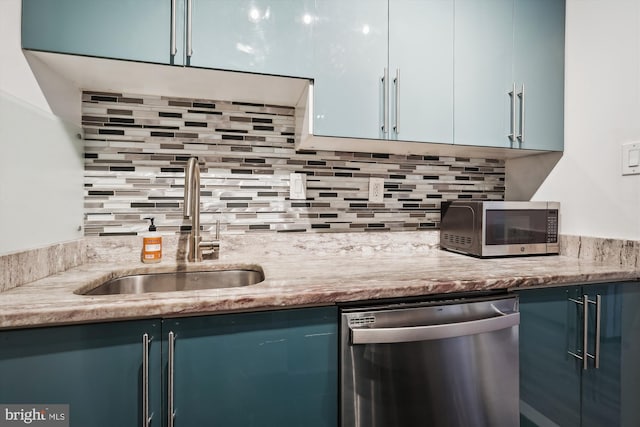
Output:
[{"xmin": 341, "ymin": 294, "xmax": 520, "ymax": 427}]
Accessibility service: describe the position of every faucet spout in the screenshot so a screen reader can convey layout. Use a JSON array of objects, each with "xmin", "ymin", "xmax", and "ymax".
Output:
[{"xmin": 183, "ymin": 157, "xmax": 219, "ymax": 262}]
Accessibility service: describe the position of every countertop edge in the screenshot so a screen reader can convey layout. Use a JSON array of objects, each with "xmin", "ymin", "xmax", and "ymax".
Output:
[{"xmin": 0, "ymin": 263, "xmax": 637, "ymax": 330}]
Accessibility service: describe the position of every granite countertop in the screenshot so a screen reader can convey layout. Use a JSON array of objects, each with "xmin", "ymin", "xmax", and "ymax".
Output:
[{"xmin": 0, "ymin": 232, "xmax": 638, "ymax": 330}]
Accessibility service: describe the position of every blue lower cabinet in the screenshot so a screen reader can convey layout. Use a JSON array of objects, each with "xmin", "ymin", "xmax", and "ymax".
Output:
[
  {"xmin": 518, "ymin": 282, "xmax": 640, "ymax": 427},
  {"xmin": 164, "ymin": 306, "xmax": 338, "ymax": 427},
  {"xmin": 518, "ymin": 286, "xmax": 581, "ymax": 426},
  {"xmin": 0, "ymin": 307, "xmax": 339, "ymax": 427},
  {"xmin": 0, "ymin": 319, "xmax": 162, "ymax": 427}
]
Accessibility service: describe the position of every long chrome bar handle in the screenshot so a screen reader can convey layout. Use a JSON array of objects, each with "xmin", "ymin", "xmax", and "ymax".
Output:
[
  {"xmin": 508, "ymin": 83, "xmax": 516, "ymax": 143},
  {"xmin": 393, "ymin": 68, "xmax": 400, "ymax": 134},
  {"xmin": 581, "ymin": 295, "xmax": 589, "ymax": 370},
  {"xmin": 142, "ymin": 334, "xmax": 151, "ymax": 427},
  {"xmin": 351, "ymin": 312, "xmax": 519, "ymax": 344},
  {"xmin": 170, "ymin": 0, "xmax": 177, "ymax": 56},
  {"xmin": 517, "ymin": 84, "xmax": 525, "ymax": 146},
  {"xmin": 592, "ymin": 295, "xmax": 601, "ymax": 369},
  {"xmin": 186, "ymin": 0, "xmax": 193, "ymax": 58},
  {"xmin": 168, "ymin": 331, "xmax": 176, "ymax": 427},
  {"xmin": 567, "ymin": 295, "xmax": 589, "ymax": 370},
  {"xmin": 382, "ymin": 68, "xmax": 389, "ymax": 135}
]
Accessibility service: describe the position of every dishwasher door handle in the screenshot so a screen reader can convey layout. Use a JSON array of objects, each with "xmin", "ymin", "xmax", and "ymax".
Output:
[{"xmin": 350, "ymin": 312, "xmax": 520, "ymax": 345}]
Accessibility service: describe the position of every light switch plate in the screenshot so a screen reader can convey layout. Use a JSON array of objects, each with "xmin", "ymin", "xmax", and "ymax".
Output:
[
  {"xmin": 368, "ymin": 177, "xmax": 385, "ymax": 203},
  {"xmin": 289, "ymin": 173, "xmax": 307, "ymax": 200},
  {"xmin": 622, "ymin": 142, "xmax": 640, "ymax": 175}
]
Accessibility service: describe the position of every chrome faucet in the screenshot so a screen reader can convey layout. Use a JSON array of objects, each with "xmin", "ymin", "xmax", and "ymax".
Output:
[{"xmin": 183, "ymin": 157, "xmax": 219, "ymax": 262}]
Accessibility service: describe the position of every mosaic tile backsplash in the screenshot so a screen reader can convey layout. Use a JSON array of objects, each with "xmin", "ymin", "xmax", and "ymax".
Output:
[{"xmin": 82, "ymin": 91, "xmax": 505, "ymax": 236}]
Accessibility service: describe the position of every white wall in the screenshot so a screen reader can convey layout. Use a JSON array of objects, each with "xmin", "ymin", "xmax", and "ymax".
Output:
[
  {"xmin": 0, "ymin": 0, "xmax": 84, "ymax": 255},
  {"xmin": 514, "ymin": 0, "xmax": 640, "ymax": 240}
]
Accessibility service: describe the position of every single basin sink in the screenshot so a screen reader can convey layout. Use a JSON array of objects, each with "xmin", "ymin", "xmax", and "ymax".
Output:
[{"xmin": 82, "ymin": 269, "xmax": 264, "ymax": 295}]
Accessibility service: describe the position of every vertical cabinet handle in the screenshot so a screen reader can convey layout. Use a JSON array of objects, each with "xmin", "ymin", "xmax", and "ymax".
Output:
[
  {"xmin": 593, "ymin": 295, "xmax": 601, "ymax": 369},
  {"xmin": 517, "ymin": 84, "xmax": 525, "ymax": 145},
  {"xmin": 142, "ymin": 334, "xmax": 152, "ymax": 427},
  {"xmin": 382, "ymin": 68, "xmax": 389, "ymax": 135},
  {"xmin": 393, "ymin": 68, "xmax": 400, "ymax": 135},
  {"xmin": 170, "ymin": 0, "xmax": 177, "ymax": 56},
  {"xmin": 168, "ymin": 331, "xmax": 176, "ymax": 427},
  {"xmin": 580, "ymin": 294, "xmax": 589, "ymax": 370},
  {"xmin": 567, "ymin": 295, "xmax": 589, "ymax": 370},
  {"xmin": 186, "ymin": 0, "xmax": 193, "ymax": 59},
  {"xmin": 508, "ymin": 83, "xmax": 516, "ymax": 143},
  {"xmin": 568, "ymin": 294, "xmax": 602, "ymax": 370}
]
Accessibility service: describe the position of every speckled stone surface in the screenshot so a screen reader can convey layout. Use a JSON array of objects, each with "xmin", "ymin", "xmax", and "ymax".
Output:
[
  {"xmin": 560, "ymin": 235, "xmax": 640, "ymax": 268},
  {"xmin": 0, "ymin": 231, "xmax": 638, "ymax": 330},
  {"xmin": 0, "ymin": 240, "xmax": 86, "ymax": 292}
]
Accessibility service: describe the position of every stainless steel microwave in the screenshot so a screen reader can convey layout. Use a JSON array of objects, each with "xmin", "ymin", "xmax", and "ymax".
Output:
[{"xmin": 440, "ymin": 201, "xmax": 559, "ymax": 257}]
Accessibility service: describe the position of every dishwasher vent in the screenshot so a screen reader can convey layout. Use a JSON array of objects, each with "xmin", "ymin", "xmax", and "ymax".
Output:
[{"xmin": 348, "ymin": 316, "xmax": 376, "ymax": 327}]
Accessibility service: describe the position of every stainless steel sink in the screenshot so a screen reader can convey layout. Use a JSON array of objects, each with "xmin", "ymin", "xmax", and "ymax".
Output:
[{"xmin": 82, "ymin": 269, "xmax": 264, "ymax": 295}]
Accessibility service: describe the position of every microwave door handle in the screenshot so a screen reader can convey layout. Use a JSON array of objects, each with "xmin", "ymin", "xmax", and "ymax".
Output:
[{"xmin": 350, "ymin": 312, "xmax": 520, "ymax": 345}]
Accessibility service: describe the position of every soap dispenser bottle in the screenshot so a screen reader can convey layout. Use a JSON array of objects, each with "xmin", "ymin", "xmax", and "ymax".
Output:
[{"xmin": 141, "ymin": 217, "xmax": 162, "ymax": 264}]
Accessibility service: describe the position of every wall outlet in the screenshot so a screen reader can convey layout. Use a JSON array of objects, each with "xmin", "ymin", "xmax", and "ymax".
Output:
[
  {"xmin": 368, "ymin": 177, "xmax": 385, "ymax": 203},
  {"xmin": 289, "ymin": 173, "xmax": 307, "ymax": 200}
]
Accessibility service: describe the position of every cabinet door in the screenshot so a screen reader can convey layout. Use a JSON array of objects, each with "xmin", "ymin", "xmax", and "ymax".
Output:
[
  {"xmin": 513, "ymin": 0, "xmax": 565, "ymax": 151},
  {"xmin": 21, "ymin": 0, "xmax": 173, "ymax": 64},
  {"xmin": 582, "ymin": 282, "xmax": 640, "ymax": 427},
  {"xmin": 0, "ymin": 319, "xmax": 161, "ymax": 427},
  {"xmin": 518, "ymin": 286, "xmax": 581, "ymax": 427},
  {"xmin": 189, "ymin": 0, "xmax": 315, "ymax": 77},
  {"xmin": 165, "ymin": 306, "xmax": 338, "ymax": 427},
  {"xmin": 388, "ymin": 0, "xmax": 454, "ymax": 144},
  {"xmin": 312, "ymin": 0, "xmax": 388, "ymax": 140},
  {"xmin": 454, "ymin": 0, "xmax": 514, "ymax": 148}
]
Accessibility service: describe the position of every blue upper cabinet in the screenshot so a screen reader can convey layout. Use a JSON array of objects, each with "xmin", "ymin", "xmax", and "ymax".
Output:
[
  {"xmin": 454, "ymin": 0, "xmax": 515, "ymax": 148},
  {"xmin": 513, "ymin": 0, "xmax": 565, "ymax": 151},
  {"xmin": 388, "ymin": 0, "xmax": 454, "ymax": 144},
  {"xmin": 312, "ymin": 0, "xmax": 454, "ymax": 143},
  {"xmin": 21, "ymin": 0, "xmax": 175, "ymax": 64},
  {"xmin": 189, "ymin": 0, "xmax": 315, "ymax": 77},
  {"xmin": 454, "ymin": 0, "xmax": 565, "ymax": 150},
  {"xmin": 312, "ymin": 0, "xmax": 389, "ymax": 140},
  {"xmin": 164, "ymin": 307, "xmax": 338, "ymax": 427},
  {"xmin": 21, "ymin": 0, "xmax": 564, "ymax": 151},
  {"xmin": 21, "ymin": 0, "xmax": 314, "ymax": 76}
]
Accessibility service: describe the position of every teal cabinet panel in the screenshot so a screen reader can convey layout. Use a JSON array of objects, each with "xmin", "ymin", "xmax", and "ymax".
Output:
[
  {"xmin": 581, "ymin": 282, "xmax": 640, "ymax": 427},
  {"xmin": 454, "ymin": 0, "xmax": 514, "ymax": 148},
  {"xmin": 189, "ymin": 0, "xmax": 315, "ymax": 77},
  {"xmin": 581, "ymin": 283, "xmax": 622, "ymax": 426},
  {"xmin": 0, "ymin": 319, "xmax": 161, "ymax": 427},
  {"xmin": 518, "ymin": 282, "xmax": 640, "ymax": 427},
  {"xmin": 312, "ymin": 0, "xmax": 389, "ymax": 140},
  {"xmin": 388, "ymin": 0, "xmax": 454, "ymax": 144},
  {"xmin": 21, "ymin": 0, "xmax": 173, "ymax": 64},
  {"xmin": 513, "ymin": 0, "xmax": 565, "ymax": 151},
  {"xmin": 165, "ymin": 306, "xmax": 338, "ymax": 427},
  {"xmin": 518, "ymin": 286, "xmax": 581, "ymax": 426}
]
